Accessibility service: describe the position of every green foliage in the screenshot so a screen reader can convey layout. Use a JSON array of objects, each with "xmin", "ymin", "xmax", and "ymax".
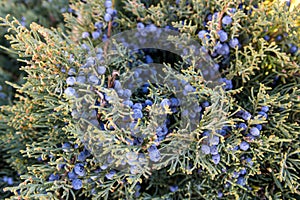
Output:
[
  {"xmin": 0, "ymin": 0, "xmax": 299, "ymax": 199},
  {"xmin": 0, "ymin": 0, "xmax": 69, "ymax": 105},
  {"xmin": 0, "ymin": 0, "xmax": 69, "ymax": 68}
]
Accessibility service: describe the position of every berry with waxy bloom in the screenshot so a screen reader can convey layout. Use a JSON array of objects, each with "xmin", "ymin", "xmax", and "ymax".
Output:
[
  {"xmin": 72, "ymin": 179, "xmax": 83, "ymax": 190},
  {"xmin": 240, "ymin": 141, "xmax": 250, "ymax": 151},
  {"xmin": 218, "ymin": 30, "xmax": 228, "ymax": 42},
  {"xmin": 201, "ymin": 144, "xmax": 210, "ymax": 155},
  {"xmin": 222, "ymin": 15, "xmax": 232, "ymax": 25},
  {"xmin": 74, "ymin": 163, "xmax": 86, "ymax": 177},
  {"xmin": 250, "ymin": 127, "xmax": 260, "ymax": 136},
  {"xmin": 212, "ymin": 154, "xmax": 221, "ymax": 164}
]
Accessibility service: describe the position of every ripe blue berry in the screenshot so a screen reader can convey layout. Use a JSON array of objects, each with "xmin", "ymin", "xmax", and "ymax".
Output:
[
  {"xmin": 217, "ymin": 129, "xmax": 227, "ymax": 136},
  {"xmin": 126, "ymin": 152, "xmax": 138, "ymax": 165},
  {"xmin": 97, "ymin": 66, "xmax": 106, "ymax": 75},
  {"xmin": 100, "ymin": 164, "xmax": 108, "ymax": 170},
  {"xmin": 102, "ymin": 34, "xmax": 108, "ymax": 41},
  {"xmin": 145, "ymin": 55, "xmax": 153, "ymax": 63},
  {"xmin": 64, "ymin": 87, "xmax": 76, "ymax": 97},
  {"xmin": 242, "ymin": 112, "xmax": 252, "ymax": 120},
  {"xmin": 6, "ymin": 177, "xmax": 13, "ymax": 185},
  {"xmin": 289, "ymin": 45, "xmax": 298, "ymax": 54},
  {"xmin": 86, "ymin": 57, "xmax": 95, "ymax": 67},
  {"xmin": 201, "ymin": 144, "xmax": 210, "ymax": 155},
  {"xmin": 68, "ymin": 68, "xmax": 76, "ymax": 76},
  {"xmin": 88, "ymin": 75, "xmax": 99, "ymax": 85},
  {"xmin": 232, "ymin": 146, "xmax": 240, "ymax": 151},
  {"xmin": 216, "ymin": 43, "xmax": 230, "ymax": 55},
  {"xmin": 137, "ymin": 22, "xmax": 145, "ymax": 30},
  {"xmin": 245, "ymin": 157, "xmax": 253, "ymax": 166},
  {"xmin": 222, "ymin": 15, "xmax": 232, "ymax": 25},
  {"xmin": 78, "ymin": 152, "xmax": 87, "ymax": 162},
  {"xmin": 94, "ymin": 22, "xmax": 103, "ymax": 29},
  {"xmin": 224, "ymin": 182, "xmax": 231, "ymax": 188},
  {"xmin": 213, "ymin": 12, "xmax": 219, "ymax": 20},
  {"xmin": 149, "ymin": 150, "xmax": 161, "ymax": 162},
  {"xmin": 105, "ymin": 170, "xmax": 116, "ymax": 180},
  {"xmin": 145, "ymin": 99, "xmax": 153, "ymax": 106},
  {"xmin": 184, "ymin": 84, "xmax": 195, "ymax": 92},
  {"xmin": 106, "ymin": 8, "xmax": 114, "ymax": 15},
  {"xmin": 113, "ymin": 80, "xmax": 121, "ymax": 89},
  {"xmin": 117, "ymin": 89, "xmax": 125, "ymax": 97},
  {"xmin": 62, "ymin": 142, "xmax": 71, "ymax": 152},
  {"xmin": 229, "ymin": 6, "xmax": 237, "ymax": 12},
  {"xmin": 148, "ymin": 145, "xmax": 157, "ymax": 152},
  {"xmin": 198, "ymin": 30, "xmax": 208, "ymax": 40},
  {"xmin": 102, "ymin": 96, "xmax": 113, "ymax": 107},
  {"xmin": 237, "ymin": 110, "xmax": 252, "ymax": 120},
  {"xmin": 240, "ymin": 141, "xmax": 250, "ymax": 151},
  {"xmin": 261, "ymin": 106, "xmax": 269, "ymax": 113},
  {"xmin": 81, "ymin": 32, "xmax": 90, "ymax": 39},
  {"xmin": 81, "ymin": 43, "xmax": 90, "ymax": 51},
  {"xmin": 218, "ymin": 191, "xmax": 223, "ymax": 198},
  {"xmin": 275, "ymin": 35, "xmax": 283, "ymax": 42},
  {"xmin": 240, "ymin": 168, "xmax": 247, "ymax": 175},
  {"xmin": 210, "ymin": 135, "xmax": 220, "ymax": 145},
  {"xmin": 192, "ymin": 104, "xmax": 202, "ymax": 112},
  {"xmin": 237, "ymin": 176, "xmax": 246, "ymax": 186},
  {"xmin": 3, "ymin": 176, "xmax": 8, "ymax": 182},
  {"xmin": 205, "ymin": 13, "xmax": 212, "ymax": 21},
  {"xmin": 220, "ymin": 78, "xmax": 233, "ymax": 90},
  {"xmin": 104, "ymin": 0, "xmax": 112, "ymax": 8},
  {"xmin": 258, "ymin": 111, "xmax": 268, "ymax": 119},
  {"xmin": 146, "ymin": 24, "xmax": 157, "ymax": 32},
  {"xmin": 250, "ymin": 127, "xmax": 260, "ymax": 136},
  {"xmin": 212, "ymin": 154, "xmax": 221, "ymax": 164},
  {"xmin": 66, "ymin": 77, "xmax": 76, "ymax": 86},
  {"xmin": 74, "ymin": 163, "xmax": 85, "ymax": 177},
  {"xmin": 76, "ymin": 76, "xmax": 86, "ymax": 84},
  {"xmin": 183, "ymin": 84, "xmax": 195, "ymax": 95},
  {"xmin": 256, "ymin": 124, "xmax": 262, "ymax": 131},
  {"xmin": 217, "ymin": 30, "xmax": 228, "ymax": 42},
  {"xmin": 72, "ymin": 179, "xmax": 82, "ymax": 190},
  {"xmin": 238, "ymin": 123, "xmax": 247, "ymax": 130},
  {"xmin": 49, "ymin": 174, "xmax": 60, "ymax": 181},
  {"xmin": 68, "ymin": 171, "xmax": 78, "ymax": 180},
  {"xmin": 123, "ymin": 89, "xmax": 132, "ymax": 99},
  {"xmin": 170, "ymin": 185, "xmax": 179, "ymax": 192},
  {"xmin": 132, "ymin": 109, "xmax": 143, "ymax": 119},
  {"xmin": 123, "ymin": 100, "xmax": 133, "ymax": 107},
  {"xmin": 201, "ymin": 101, "xmax": 210, "ymax": 108},
  {"xmin": 104, "ymin": 13, "xmax": 112, "ymax": 22},
  {"xmin": 202, "ymin": 131, "xmax": 210, "ymax": 139},
  {"xmin": 135, "ymin": 184, "xmax": 141, "ymax": 192},
  {"xmin": 156, "ymin": 125, "xmax": 168, "ymax": 137},
  {"xmin": 135, "ymin": 190, "xmax": 141, "ymax": 198},
  {"xmin": 132, "ymin": 103, "xmax": 143, "ymax": 110},
  {"xmin": 130, "ymin": 165, "xmax": 139, "ymax": 174},
  {"xmin": 92, "ymin": 31, "xmax": 100, "ymax": 40},
  {"xmin": 160, "ymin": 98, "xmax": 171, "ymax": 108},
  {"xmin": 232, "ymin": 171, "xmax": 240, "ymax": 178},
  {"xmin": 148, "ymin": 145, "xmax": 161, "ymax": 162},
  {"xmin": 133, "ymin": 137, "xmax": 143, "ymax": 145},
  {"xmin": 229, "ymin": 38, "xmax": 239, "ymax": 48},
  {"xmin": 263, "ymin": 35, "xmax": 270, "ymax": 41},
  {"xmin": 210, "ymin": 145, "xmax": 218, "ymax": 155}
]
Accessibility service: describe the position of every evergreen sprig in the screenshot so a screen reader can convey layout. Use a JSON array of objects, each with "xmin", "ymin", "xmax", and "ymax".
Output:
[{"xmin": 0, "ymin": 0, "xmax": 299, "ymax": 199}]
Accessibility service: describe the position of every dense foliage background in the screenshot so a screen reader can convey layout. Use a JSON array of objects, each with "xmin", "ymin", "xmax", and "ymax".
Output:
[{"xmin": 0, "ymin": 0, "xmax": 299, "ymax": 199}]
